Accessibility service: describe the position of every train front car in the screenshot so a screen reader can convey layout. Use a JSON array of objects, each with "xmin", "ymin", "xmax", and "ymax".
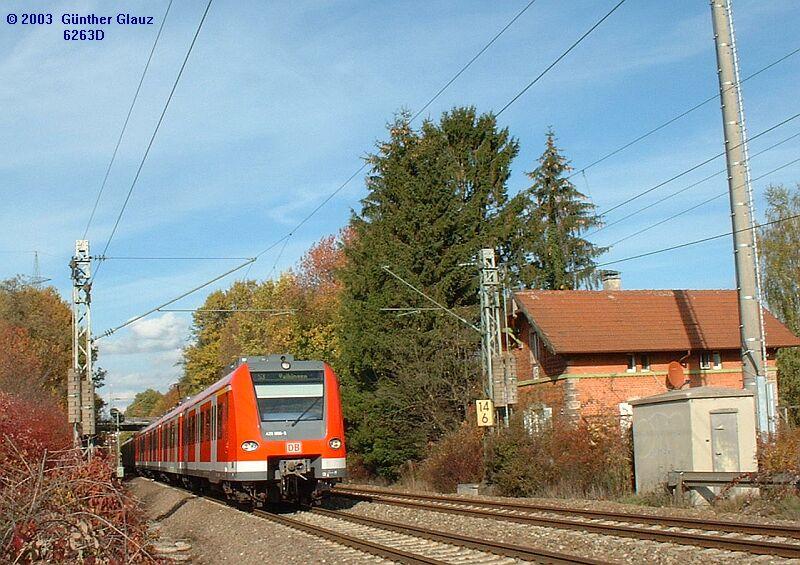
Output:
[{"xmin": 234, "ymin": 354, "xmax": 346, "ymax": 505}]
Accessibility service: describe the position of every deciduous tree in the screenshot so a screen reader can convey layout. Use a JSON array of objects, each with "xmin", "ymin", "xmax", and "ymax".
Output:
[{"xmin": 761, "ymin": 183, "xmax": 800, "ymax": 422}]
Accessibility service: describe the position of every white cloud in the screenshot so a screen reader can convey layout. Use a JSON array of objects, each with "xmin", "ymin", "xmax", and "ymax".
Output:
[{"xmin": 101, "ymin": 313, "xmax": 189, "ymax": 355}]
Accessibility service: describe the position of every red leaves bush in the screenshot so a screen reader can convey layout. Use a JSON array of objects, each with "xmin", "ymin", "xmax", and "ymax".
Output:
[
  {"xmin": 487, "ymin": 413, "xmax": 633, "ymax": 498},
  {"xmin": 0, "ymin": 393, "xmax": 158, "ymax": 563}
]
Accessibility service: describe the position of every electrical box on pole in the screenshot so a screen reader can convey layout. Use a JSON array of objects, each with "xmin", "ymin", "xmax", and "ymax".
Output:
[
  {"xmin": 709, "ymin": 0, "xmax": 772, "ymax": 434},
  {"xmin": 70, "ymin": 240, "xmax": 95, "ymax": 442}
]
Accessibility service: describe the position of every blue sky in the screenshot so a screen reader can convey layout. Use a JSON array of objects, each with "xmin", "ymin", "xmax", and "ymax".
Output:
[{"xmin": 2, "ymin": 0, "xmax": 798, "ymax": 408}]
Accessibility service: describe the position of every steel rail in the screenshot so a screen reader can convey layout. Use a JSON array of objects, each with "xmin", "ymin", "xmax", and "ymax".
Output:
[
  {"xmin": 332, "ymin": 489, "xmax": 800, "ymax": 559},
  {"xmin": 253, "ymin": 509, "xmax": 446, "ymax": 564},
  {"xmin": 311, "ymin": 507, "xmax": 609, "ymax": 565},
  {"xmin": 334, "ymin": 485, "xmax": 800, "ymax": 539}
]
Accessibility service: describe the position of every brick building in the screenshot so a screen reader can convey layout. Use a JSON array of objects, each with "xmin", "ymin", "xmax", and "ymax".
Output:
[{"xmin": 510, "ymin": 288, "xmax": 800, "ymax": 420}]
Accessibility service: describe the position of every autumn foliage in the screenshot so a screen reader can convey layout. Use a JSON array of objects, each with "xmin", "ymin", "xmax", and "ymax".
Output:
[{"xmin": 0, "ymin": 393, "xmax": 157, "ymax": 563}]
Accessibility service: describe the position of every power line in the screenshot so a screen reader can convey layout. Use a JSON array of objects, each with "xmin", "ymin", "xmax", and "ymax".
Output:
[
  {"xmin": 608, "ymin": 154, "xmax": 800, "ymax": 246},
  {"xmin": 96, "ymin": 255, "xmax": 253, "ymax": 261},
  {"xmin": 83, "ymin": 0, "xmax": 175, "ymax": 240},
  {"xmin": 249, "ymin": 1, "xmax": 543, "ymax": 265},
  {"xmin": 597, "ymin": 212, "xmax": 800, "ymax": 268},
  {"xmin": 93, "ymin": 0, "xmax": 214, "ymax": 282},
  {"xmin": 158, "ymin": 308, "xmax": 294, "ymax": 315},
  {"xmin": 496, "ymin": 0, "xmax": 627, "ymax": 117},
  {"xmin": 96, "ymin": 256, "xmax": 254, "ymax": 339},
  {"xmin": 568, "ymin": 45, "xmax": 800, "ymax": 179},
  {"xmin": 99, "ymin": 1, "xmax": 616, "ymax": 335},
  {"xmin": 590, "ymin": 110, "xmax": 800, "ymax": 228},
  {"xmin": 595, "ymin": 130, "xmax": 800, "ymax": 236},
  {"xmin": 410, "ymin": 0, "xmax": 539, "ymax": 123},
  {"xmin": 381, "ymin": 265, "xmax": 479, "ymax": 332}
]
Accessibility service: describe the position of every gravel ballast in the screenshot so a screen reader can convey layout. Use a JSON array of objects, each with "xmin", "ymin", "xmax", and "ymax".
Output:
[
  {"xmin": 326, "ymin": 494, "xmax": 800, "ymax": 565},
  {"xmin": 128, "ymin": 478, "xmax": 385, "ymax": 564}
]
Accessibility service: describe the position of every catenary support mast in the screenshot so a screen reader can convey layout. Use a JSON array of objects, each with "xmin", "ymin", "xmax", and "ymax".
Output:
[
  {"xmin": 710, "ymin": 0, "xmax": 772, "ymax": 434},
  {"xmin": 69, "ymin": 240, "xmax": 95, "ymax": 445}
]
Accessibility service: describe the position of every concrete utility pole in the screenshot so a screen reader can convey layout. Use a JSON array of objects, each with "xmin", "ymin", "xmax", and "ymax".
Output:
[
  {"xmin": 69, "ymin": 240, "xmax": 95, "ymax": 445},
  {"xmin": 710, "ymin": 0, "xmax": 772, "ymax": 435}
]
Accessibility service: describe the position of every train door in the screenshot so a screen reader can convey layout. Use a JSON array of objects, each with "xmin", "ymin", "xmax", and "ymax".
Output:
[
  {"xmin": 194, "ymin": 408, "xmax": 201, "ymax": 464},
  {"xmin": 200, "ymin": 402, "xmax": 211, "ymax": 462},
  {"xmin": 210, "ymin": 398, "xmax": 218, "ymax": 465},
  {"xmin": 217, "ymin": 391, "xmax": 229, "ymax": 462}
]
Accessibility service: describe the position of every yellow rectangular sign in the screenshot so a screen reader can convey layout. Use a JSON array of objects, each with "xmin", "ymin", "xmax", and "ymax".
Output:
[{"xmin": 476, "ymin": 399, "xmax": 494, "ymax": 427}]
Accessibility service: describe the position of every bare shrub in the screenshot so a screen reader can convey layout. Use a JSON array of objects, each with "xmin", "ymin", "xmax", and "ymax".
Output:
[
  {"xmin": 416, "ymin": 423, "xmax": 484, "ymax": 493},
  {"xmin": 487, "ymin": 413, "xmax": 633, "ymax": 499},
  {"xmin": 0, "ymin": 393, "xmax": 158, "ymax": 563}
]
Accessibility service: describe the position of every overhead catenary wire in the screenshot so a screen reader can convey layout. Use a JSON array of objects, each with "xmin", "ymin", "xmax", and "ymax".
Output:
[
  {"xmin": 595, "ymin": 129, "xmax": 800, "ymax": 236},
  {"xmin": 589, "ymin": 110, "xmax": 800, "ymax": 230},
  {"xmin": 92, "ymin": 0, "xmax": 214, "ymax": 283},
  {"xmin": 608, "ymin": 154, "xmax": 800, "ymax": 247},
  {"xmin": 82, "ymin": 0, "xmax": 175, "ymax": 240},
  {"xmin": 95, "ymin": 255, "xmax": 254, "ymax": 261},
  {"xmin": 596, "ymin": 212, "xmax": 800, "ymax": 268},
  {"xmin": 568, "ymin": 45, "xmax": 800, "ymax": 179}
]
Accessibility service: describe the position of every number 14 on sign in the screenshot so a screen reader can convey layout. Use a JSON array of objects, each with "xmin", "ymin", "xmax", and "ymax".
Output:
[{"xmin": 476, "ymin": 399, "xmax": 494, "ymax": 427}]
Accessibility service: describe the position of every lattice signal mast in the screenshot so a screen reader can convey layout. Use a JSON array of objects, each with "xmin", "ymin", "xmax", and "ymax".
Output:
[
  {"xmin": 68, "ymin": 240, "xmax": 95, "ymax": 443},
  {"xmin": 479, "ymin": 248, "xmax": 516, "ymax": 426}
]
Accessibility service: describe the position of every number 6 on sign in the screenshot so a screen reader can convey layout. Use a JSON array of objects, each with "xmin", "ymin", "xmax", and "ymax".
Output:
[{"xmin": 476, "ymin": 399, "xmax": 494, "ymax": 427}]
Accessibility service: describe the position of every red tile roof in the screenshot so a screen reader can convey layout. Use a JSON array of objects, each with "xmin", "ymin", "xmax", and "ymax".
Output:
[{"xmin": 513, "ymin": 290, "xmax": 800, "ymax": 354}]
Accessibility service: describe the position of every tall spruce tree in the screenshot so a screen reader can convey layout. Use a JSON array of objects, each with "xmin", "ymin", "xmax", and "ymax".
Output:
[
  {"xmin": 510, "ymin": 130, "xmax": 606, "ymax": 289},
  {"xmin": 339, "ymin": 107, "xmax": 518, "ymax": 477}
]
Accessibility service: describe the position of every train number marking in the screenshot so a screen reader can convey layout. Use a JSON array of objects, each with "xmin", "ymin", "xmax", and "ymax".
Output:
[{"xmin": 286, "ymin": 441, "xmax": 302, "ymax": 453}]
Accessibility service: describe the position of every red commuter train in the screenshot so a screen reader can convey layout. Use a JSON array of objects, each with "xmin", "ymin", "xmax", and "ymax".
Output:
[{"xmin": 124, "ymin": 354, "xmax": 346, "ymax": 505}]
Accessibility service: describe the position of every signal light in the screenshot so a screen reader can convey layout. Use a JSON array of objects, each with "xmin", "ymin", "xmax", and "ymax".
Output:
[{"xmin": 329, "ymin": 438, "xmax": 342, "ymax": 449}]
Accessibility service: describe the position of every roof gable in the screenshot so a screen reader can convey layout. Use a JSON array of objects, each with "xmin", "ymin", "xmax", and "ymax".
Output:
[{"xmin": 513, "ymin": 289, "xmax": 800, "ymax": 354}]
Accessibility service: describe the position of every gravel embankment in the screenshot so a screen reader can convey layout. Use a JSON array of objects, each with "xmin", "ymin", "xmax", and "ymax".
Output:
[
  {"xmin": 129, "ymin": 478, "xmax": 386, "ymax": 564},
  {"xmin": 326, "ymin": 494, "xmax": 800, "ymax": 565}
]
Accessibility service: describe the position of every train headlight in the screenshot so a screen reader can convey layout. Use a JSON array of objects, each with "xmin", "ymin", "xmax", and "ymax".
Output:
[
  {"xmin": 329, "ymin": 438, "xmax": 342, "ymax": 450},
  {"xmin": 241, "ymin": 441, "xmax": 259, "ymax": 452},
  {"xmin": 280, "ymin": 355, "xmax": 291, "ymax": 370}
]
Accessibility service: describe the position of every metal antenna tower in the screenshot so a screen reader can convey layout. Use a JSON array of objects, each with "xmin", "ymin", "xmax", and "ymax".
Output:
[
  {"xmin": 68, "ymin": 240, "xmax": 95, "ymax": 444},
  {"xmin": 710, "ymin": 0, "xmax": 772, "ymax": 434}
]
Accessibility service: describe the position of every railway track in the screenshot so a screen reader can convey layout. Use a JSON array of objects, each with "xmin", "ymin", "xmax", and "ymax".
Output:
[
  {"xmin": 254, "ymin": 506, "xmax": 609, "ymax": 564},
  {"xmin": 332, "ymin": 486, "xmax": 800, "ymax": 559}
]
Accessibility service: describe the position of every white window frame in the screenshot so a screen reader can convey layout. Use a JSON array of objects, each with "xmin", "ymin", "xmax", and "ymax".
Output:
[
  {"xmin": 712, "ymin": 351, "xmax": 722, "ymax": 370},
  {"xmin": 700, "ymin": 352, "xmax": 712, "ymax": 370},
  {"xmin": 626, "ymin": 354, "xmax": 636, "ymax": 373},
  {"xmin": 641, "ymin": 354, "xmax": 651, "ymax": 372}
]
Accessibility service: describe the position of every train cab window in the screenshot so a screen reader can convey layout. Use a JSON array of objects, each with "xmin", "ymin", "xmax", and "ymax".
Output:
[{"xmin": 251, "ymin": 370, "xmax": 324, "ymax": 423}]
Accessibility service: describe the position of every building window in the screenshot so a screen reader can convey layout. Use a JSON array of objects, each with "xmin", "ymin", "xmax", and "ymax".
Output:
[
  {"xmin": 700, "ymin": 352, "xmax": 712, "ymax": 370},
  {"xmin": 627, "ymin": 354, "xmax": 636, "ymax": 373},
  {"xmin": 713, "ymin": 351, "xmax": 722, "ymax": 369},
  {"xmin": 530, "ymin": 330, "xmax": 541, "ymax": 360},
  {"xmin": 641, "ymin": 354, "xmax": 651, "ymax": 372}
]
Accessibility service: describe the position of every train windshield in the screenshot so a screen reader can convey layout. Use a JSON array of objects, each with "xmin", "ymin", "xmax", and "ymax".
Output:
[{"xmin": 251, "ymin": 370, "xmax": 324, "ymax": 422}]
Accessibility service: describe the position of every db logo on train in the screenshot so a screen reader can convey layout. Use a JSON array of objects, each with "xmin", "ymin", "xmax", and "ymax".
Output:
[{"xmin": 286, "ymin": 441, "xmax": 302, "ymax": 453}]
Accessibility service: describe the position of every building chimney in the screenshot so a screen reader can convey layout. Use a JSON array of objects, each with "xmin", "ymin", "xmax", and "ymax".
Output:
[{"xmin": 601, "ymin": 270, "xmax": 621, "ymax": 291}]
